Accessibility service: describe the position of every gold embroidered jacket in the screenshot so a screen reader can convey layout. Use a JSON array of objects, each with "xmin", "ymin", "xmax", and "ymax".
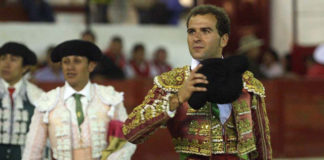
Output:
[{"xmin": 122, "ymin": 66, "xmax": 272, "ymax": 159}]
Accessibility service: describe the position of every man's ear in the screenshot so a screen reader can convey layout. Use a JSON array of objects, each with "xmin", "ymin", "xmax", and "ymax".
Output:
[
  {"xmin": 88, "ymin": 61, "xmax": 97, "ymax": 73},
  {"xmin": 220, "ymin": 33, "xmax": 229, "ymax": 48}
]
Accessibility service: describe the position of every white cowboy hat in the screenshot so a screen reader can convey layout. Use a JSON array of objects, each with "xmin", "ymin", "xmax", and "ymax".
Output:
[{"xmin": 314, "ymin": 44, "xmax": 324, "ymax": 65}]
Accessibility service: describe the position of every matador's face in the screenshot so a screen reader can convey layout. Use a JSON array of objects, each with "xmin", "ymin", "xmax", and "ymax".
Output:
[{"xmin": 187, "ymin": 14, "xmax": 228, "ymax": 61}]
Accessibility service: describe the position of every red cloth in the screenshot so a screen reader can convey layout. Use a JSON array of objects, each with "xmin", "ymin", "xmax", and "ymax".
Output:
[
  {"xmin": 8, "ymin": 87, "xmax": 15, "ymax": 109},
  {"xmin": 107, "ymin": 120, "xmax": 125, "ymax": 141},
  {"xmin": 306, "ymin": 64, "xmax": 324, "ymax": 79}
]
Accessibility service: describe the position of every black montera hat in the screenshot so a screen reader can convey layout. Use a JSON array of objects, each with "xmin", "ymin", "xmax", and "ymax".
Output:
[
  {"xmin": 51, "ymin": 40, "xmax": 102, "ymax": 62},
  {"xmin": 188, "ymin": 55, "xmax": 249, "ymax": 110},
  {"xmin": 0, "ymin": 42, "xmax": 37, "ymax": 65}
]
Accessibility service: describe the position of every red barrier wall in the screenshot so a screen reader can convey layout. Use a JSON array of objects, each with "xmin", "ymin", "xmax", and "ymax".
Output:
[{"xmin": 36, "ymin": 79, "xmax": 324, "ymax": 159}]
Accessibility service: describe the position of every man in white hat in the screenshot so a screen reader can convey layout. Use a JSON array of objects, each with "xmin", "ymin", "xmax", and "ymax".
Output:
[{"xmin": 307, "ymin": 44, "xmax": 324, "ymax": 79}]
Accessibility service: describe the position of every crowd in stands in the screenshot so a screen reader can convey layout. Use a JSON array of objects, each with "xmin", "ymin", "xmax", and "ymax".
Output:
[
  {"xmin": 31, "ymin": 30, "xmax": 173, "ymax": 83},
  {"xmin": 2, "ymin": 0, "xmax": 323, "ymax": 81},
  {"xmin": 2, "ymin": 0, "xmax": 186, "ymax": 25},
  {"xmin": 28, "ymin": 30, "xmax": 324, "ymax": 84},
  {"xmin": 229, "ymin": 34, "xmax": 323, "ymax": 80}
]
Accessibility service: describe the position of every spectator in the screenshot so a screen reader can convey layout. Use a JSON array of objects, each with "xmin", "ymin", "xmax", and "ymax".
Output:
[
  {"xmin": 237, "ymin": 34, "xmax": 265, "ymax": 79},
  {"xmin": 160, "ymin": 0, "xmax": 183, "ymax": 25},
  {"xmin": 133, "ymin": 0, "xmax": 155, "ymax": 24},
  {"xmin": 281, "ymin": 53, "xmax": 300, "ymax": 79},
  {"xmin": 81, "ymin": 30, "xmax": 96, "ymax": 43},
  {"xmin": 133, "ymin": 0, "xmax": 172, "ymax": 24},
  {"xmin": 260, "ymin": 48, "xmax": 284, "ymax": 79},
  {"xmin": 21, "ymin": 0, "xmax": 55, "ymax": 22},
  {"xmin": 90, "ymin": 55, "xmax": 125, "ymax": 80},
  {"xmin": 149, "ymin": 1, "xmax": 172, "ymax": 24},
  {"xmin": 306, "ymin": 44, "xmax": 324, "ymax": 79},
  {"xmin": 150, "ymin": 47, "xmax": 172, "ymax": 77},
  {"xmin": 104, "ymin": 36, "xmax": 126, "ymax": 70},
  {"xmin": 90, "ymin": 0, "xmax": 113, "ymax": 23},
  {"xmin": 125, "ymin": 43, "xmax": 151, "ymax": 78},
  {"xmin": 33, "ymin": 46, "xmax": 64, "ymax": 82}
]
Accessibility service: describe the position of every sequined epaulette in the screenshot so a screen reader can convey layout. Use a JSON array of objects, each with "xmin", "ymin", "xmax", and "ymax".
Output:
[
  {"xmin": 242, "ymin": 71, "xmax": 265, "ymax": 97},
  {"xmin": 154, "ymin": 66, "xmax": 190, "ymax": 92}
]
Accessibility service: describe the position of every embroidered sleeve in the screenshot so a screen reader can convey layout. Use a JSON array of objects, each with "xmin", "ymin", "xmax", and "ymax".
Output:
[
  {"xmin": 122, "ymin": 66, "xmax": 189, "ymax": 144},
  {"xmin": 122, "ymin": 85, "xmax": 173, "ymax": 143},
  {"xmin": 22, "ymin": 110, "xmax": 48, "ymax": 160}
]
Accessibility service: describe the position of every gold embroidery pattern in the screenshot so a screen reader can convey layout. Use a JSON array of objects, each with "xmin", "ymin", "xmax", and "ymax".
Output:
[
  {"xmin": 123, "ymin": 66, "xmax": 190, "ymax": 140},
  {"xmin": 243, "ymin": 71, "xmax": 265, "ymax": 97},
  {"xmin": 172, "ymin": 138, "xmax": 211, "ymax": 156},
  {"xmin": 198, "ymin": 121, "xmax": 210, "ymax": 136},
  {"xmin": 237, "ymin": 138, "xmax": 257, "ymax": 155},
  {"xmin": 154, "ymin": 66, "xmax": 190, "ymax": 92},
  {"xmin": 211, "ymin": 124, "xmax": 222, "ymax": 140},
  {"xmin": 200, "ymin": 140, "xmax": 211, "ymax": 155},
  {"xmin": 251, "ymin": 95, "xmax": 258, "ymax": 109},
  {"xmin": 232, "ymin": 99, "xmax": 256, "ymax": 155},
  {"xmin": 232, "ymin": 100, "xmax": 253, "ymax": 137},
  {"xmin": 188, "ymin": 120, "xmax": 210, "ymax": 136},
  {"xmin": 187, "ymin": 102, "xmax": 211, "ymax": 116},
  {"xmin": 237, "ymin": 119, "xmax": 252, "ymax": 136},
  {"xmin": 178, "ymin": 111, "xmax": 240, "ymax": 156},
  {"xmin": 188, "ymin": 121, "xmax": 199, "ymax": 135},
  {"xmin": 232, "ymin": 100, "xmax": 250, "ymax": 115},
  {"xmin": 173, "ymin": 137, "xmax": 239, "ymax": 156},
  {"xmin": 261, "ymin": 97, "xmax": 272, "ymax": 157},
  {"xmin": 122, "ymin": 85, "xmax": 170, "ymax": 136},
  {"xmin": 225, "ymin": 142, "xmax": 238, "ymax": 153}
]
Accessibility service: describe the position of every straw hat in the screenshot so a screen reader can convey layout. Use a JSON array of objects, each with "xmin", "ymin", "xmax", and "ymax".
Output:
[{"xmin": 238, "ymin": 34, "xmax": 264, "ymax": 53}]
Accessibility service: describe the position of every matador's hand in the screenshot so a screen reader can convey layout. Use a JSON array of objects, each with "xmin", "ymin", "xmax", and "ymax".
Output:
[{"xmin": 178, "ymin": 64, "xmax": 208, "ymax": 104}]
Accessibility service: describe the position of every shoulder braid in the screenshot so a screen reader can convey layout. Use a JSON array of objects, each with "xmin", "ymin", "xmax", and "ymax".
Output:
[
  {"xmin": 242, "ymin": 71, "xmax": 266, "ymax": 97},
  {"xmin": 153, "ymin": 66, "xmax": 190, "ymax": 92}
]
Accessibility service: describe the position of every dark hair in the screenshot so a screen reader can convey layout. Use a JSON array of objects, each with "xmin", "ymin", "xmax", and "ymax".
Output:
[
  {"xmin": 112, "ymin": 36, "xmax": 122, "ymax": 43},
  {"xmin": 266, "ymin": 48, "xmax": 280, "ymax": 62},
  {"xmin": 81, "ymin": 30, "xmax": 96, "ymax": 40},
  {"xmin": 186, "ymin": 5, "xmax": 230, "ymax": 36},
  {"xmin": 46, "ymin": 46, "xmax": 55, "ymax": 56},
  {"xmin": 155, "ymin": 47, "xmax": 166, "ymax": 53},
  {"xmin": 284, "ymin": 53, "xmax": 292, "ymax": 71},
  {"xmin": 132, "ymin": 44, "xmax": 144, "ymax": 53}
]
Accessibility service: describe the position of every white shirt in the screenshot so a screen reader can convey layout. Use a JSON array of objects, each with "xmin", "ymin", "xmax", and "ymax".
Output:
[
  {"xmin": 1, "ymin": 78, "xmax": 23, "ymax": 98},
  {"xmin": 191, "ymin": 58, "xmax": 232, "ymax": 124},
  {"xmin": 63, "ymin": 81, "xmax": 93, "ymax": 124},
  {"xmin": 260, "ymin": 62, "xmax": 284, "ymax": 79}
]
